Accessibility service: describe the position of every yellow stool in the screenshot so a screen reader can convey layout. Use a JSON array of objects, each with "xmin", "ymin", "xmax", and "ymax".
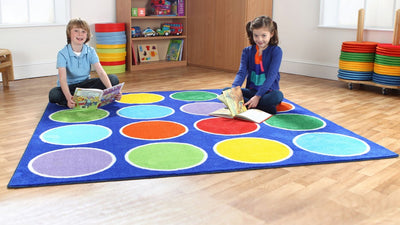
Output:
[{"xmin": 0, "ymin": 49, "xmax": 14, "ymax": 87}]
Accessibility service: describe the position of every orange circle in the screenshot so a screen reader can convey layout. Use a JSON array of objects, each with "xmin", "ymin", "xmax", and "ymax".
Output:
[
  {"xmin": 276, "ymin": 102, "xmax": 294, "ymax": 112},
  {"xmin": 121, "ymin": 121, "xmax": 187, "ymax": 140}
]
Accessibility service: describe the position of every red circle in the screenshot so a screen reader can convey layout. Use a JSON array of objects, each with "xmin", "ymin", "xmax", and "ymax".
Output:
[
  {"xmin": 100, "ymin": 60, "xmax": 126, "ymax": 66},
  {"xmin": 121, "ymin": 121, "xmax": 187, "ymax": 140},
  {"xmin": 95, "ymin": 23, "xmax": 126, "ymax": 32},
  {"xmin": 195, "ymin": 117, "xmax": 259, "ymax": 135}
]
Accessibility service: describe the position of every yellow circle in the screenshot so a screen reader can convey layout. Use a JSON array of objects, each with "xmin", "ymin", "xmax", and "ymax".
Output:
[
  {"xmin": 214, "ymin": 138, "xmax": 292, "ymax": 163},
  {"xmin": 118, "ymin": 93, "xmax": 164, "ymax": 104}
]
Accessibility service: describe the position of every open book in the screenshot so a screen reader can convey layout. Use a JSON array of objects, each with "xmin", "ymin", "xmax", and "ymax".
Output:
[
  {"xmin": 210, "ymin": 86, "xmax": 272, "ymax": 123},
  {"xmin": 73, "ymin": 82, "xmax": 124, "ymax": 110}
]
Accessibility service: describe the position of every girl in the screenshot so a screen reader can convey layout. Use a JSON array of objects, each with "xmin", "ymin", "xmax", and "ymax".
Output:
[
  {"xmin": 230, "ymin": 16, "xmax": 283, "ymax": 114},
  {"xmin": 48, "ymin": 18, "xmax": 121, "ymax": 108}
]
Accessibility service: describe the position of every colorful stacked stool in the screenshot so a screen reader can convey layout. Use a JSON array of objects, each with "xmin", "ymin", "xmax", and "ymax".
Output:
[
  {"xmin": 338, "ymin": 41, "xmax": 377, "ymax": 80},
  {"xmin": 373, "ymin": 44, "xmax": 400, "ymax": 85},
  {"xmin": 95, "ymin": 23, "xmax": 127, "ymax": 74}
]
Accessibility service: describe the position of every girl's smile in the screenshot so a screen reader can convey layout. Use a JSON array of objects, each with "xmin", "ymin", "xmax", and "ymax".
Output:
[{"xmin": 252, "ymin": 27, "xmax": 273, "ymax": 51}]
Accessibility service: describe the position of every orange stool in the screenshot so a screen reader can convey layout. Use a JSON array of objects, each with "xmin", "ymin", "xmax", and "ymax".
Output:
[{"xmin": 0, "ymin": 49, "xmax": 14, "ymax": 87}]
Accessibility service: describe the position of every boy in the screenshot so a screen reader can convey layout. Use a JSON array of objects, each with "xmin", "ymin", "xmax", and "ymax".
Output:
[{"xmin": 49, "ymin": 18, "xmax": 121, "ymax": 108}]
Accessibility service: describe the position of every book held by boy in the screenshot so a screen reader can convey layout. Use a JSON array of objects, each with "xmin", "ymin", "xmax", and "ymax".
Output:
[
  {"xmin": 210, "ymin": 86, "xmax": 272, "ymax": 123},
  {"xmin": 73, "ymin": 82, "xmax": 124, "ymax": 110}
]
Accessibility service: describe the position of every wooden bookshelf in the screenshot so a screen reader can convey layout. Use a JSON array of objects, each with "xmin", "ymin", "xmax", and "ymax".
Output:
[{"xmin": 116, "ymin": 0, "xmax": 188, "ymax": 72}]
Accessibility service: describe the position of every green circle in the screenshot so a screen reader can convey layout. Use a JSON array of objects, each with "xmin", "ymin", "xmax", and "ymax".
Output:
[
  {"xmin": 170, "ymin": 91, "xmax": 218, "ymax": 101},
  {"xmin": 125, "ymin": 143, "xmax": 207, "ymax": 171},
  {"xmin": 49, "ymin": 109, "xmax": 109, "ymax": 123},
  {"xmin": 265, "ymin": 114, "xmax": 326, "ymax": 131}
]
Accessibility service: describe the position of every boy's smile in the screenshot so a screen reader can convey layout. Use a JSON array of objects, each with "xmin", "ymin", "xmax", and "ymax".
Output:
[{"xmin": 70, "ymin": 26, "xmax": 88, "ymax": 47}]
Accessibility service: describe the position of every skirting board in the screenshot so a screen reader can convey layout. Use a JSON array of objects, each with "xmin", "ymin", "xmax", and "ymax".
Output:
[
  {"xmin": 0, "ymin": 62, "xmax": 57, "ymax": 81},
  {"xmin": 280, "ymin": 59, "xmax": 338, "ymax": 80},
  {"xmin": 2, "ymin": 60, "xmax": 339, "ymax": 82}
]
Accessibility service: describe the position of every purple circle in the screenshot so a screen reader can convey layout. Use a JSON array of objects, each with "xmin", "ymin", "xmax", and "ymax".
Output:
[
  {"xmin": 28, "ymin": 147, "xmax": 116, "ymax": 178},
  {"xmin": 180, "ymin": 102, "xmax": 225, "ymax": 115}
]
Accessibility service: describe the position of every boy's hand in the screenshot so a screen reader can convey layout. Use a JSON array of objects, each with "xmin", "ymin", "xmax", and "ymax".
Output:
[
  {"xmin": 67, "ymin": 96, "xmax": 76, "ymax": 109},
  {"xmin": 115, "ymin": 92, "xmax": 122, "ymax": 101}
]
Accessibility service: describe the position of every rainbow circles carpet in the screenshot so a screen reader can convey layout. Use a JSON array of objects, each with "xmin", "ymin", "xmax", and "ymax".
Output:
[{"xmin": 8, "ymin": 89, "xmax": 397, "ymax": 188}]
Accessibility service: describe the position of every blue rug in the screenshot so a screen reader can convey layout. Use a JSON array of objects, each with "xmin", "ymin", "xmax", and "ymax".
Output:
[{"xmin": 8, "ymin": 89, "xmax": 398, "ymax": 188}]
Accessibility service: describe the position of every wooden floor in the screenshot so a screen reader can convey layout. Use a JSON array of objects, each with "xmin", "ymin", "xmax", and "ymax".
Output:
[{"xmin": 1, "ymin": 66, "xmax": 399, "ymax": 225}]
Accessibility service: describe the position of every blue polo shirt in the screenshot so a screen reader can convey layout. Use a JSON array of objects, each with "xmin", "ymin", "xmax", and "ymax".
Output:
[{"xmin": 56, "ymin": 44, "xmax": 99, "ymax": 86}]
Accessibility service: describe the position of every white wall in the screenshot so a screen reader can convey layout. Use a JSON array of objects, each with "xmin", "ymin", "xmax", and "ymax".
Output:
[
  {"xmin": 0, "ymin": 0, "xmax": 116, "ymax": 81},
  {"xmin": 274, "ymin": 0, "xmax": 395, "ymax": 80},
  {"xmin": 1, "ymin": 0, "xmax": 396, "ymax": 81}
]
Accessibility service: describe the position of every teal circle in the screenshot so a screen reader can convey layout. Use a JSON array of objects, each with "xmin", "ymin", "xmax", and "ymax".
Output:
[
  {"xmin": 49, "ymin": 109, "xmax": 109, "ymax": 123},
  {"xmin": 170, "ymin": 91, "xmax": 218, "ymax": 101},
  {"xmin": 293, "ymin": 132, "xmax": 370, "ymax": 156},
  {"xmin": 117, "ymin": 105, "xmax": 174, "ymax": 119},
  {"xmin": 265, "ymin": 114, "xmax": 326, "ymax": 131},
  {"xmin": 40, "ymin": 124, "xmax": 112, "ymax": 145},
  {"xmin": 125, "ymin": 142, "xmax": 207, "ymax": 171}
]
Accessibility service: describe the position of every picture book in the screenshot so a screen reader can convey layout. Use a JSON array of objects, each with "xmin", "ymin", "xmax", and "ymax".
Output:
[
  {"xmin": 166, "ymin": 39, "xmax": 183, "ymax": 61},
  {"xmin": 138, "ymin": 44, "xmax": 159, "ymax": 62},
  {"xmin": 210, "ymin": 86, "xmax": 272, "ymax": 123},
  {"xmin": 73, "ymin": 82, "xmax": 124, "ymax": 110}
]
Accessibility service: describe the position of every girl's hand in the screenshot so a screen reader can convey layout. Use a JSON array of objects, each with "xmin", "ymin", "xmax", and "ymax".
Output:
[
  {"xmin": 67, "ymin": 96, "xmax": 76, "ymax": 109},
  {"xmin": 244, "ymin": 95, "xmax": 261, "ymax": 109}
]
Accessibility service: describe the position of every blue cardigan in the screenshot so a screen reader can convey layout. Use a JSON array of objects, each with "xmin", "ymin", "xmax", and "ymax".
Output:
[{"xmin": 232, "ymin": 45, "xmax": 282, "ymax": 96}]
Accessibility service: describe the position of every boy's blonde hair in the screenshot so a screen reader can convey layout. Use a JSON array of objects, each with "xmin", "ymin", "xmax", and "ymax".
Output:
[{"xmin": 66, "ymin": 18, "xmax": 91, "ymax": 44}]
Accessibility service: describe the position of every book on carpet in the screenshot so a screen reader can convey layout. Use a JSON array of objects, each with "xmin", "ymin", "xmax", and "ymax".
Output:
[
  {"xmin": 210, "ymin": 86, "xmax": 272, "ymax": 123},
  {"xmin": 73, "ymin": 82, "xmax": 124, "ymax": 110},
  {"xmin": 166, "ymin": 39, "xmax": 183, "ymax": 61}
]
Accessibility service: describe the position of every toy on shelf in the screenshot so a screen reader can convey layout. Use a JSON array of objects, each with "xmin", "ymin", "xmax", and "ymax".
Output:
[
  {"xmin": 131, "ymin": 26, "xmax": 142, "ymax": 38},
  {"xmin": 151, "ymin": 0, "xmax": 171, "ymax": 15},
  {"xmin": 142, "ymin": 27, "xmax": 156, "ymax": 37},
  {"xmin": 156, "ymin": 24, "xmax": 171, "ymax": 36},
  {"xmin": 163, "ymin": 23, "xmax": 183, "ymax": 35}
]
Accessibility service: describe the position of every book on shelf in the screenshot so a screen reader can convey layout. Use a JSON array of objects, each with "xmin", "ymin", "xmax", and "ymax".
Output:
[
  {"xmin": 131, "ymin": 40, "xmax": 137, "ymax": 65},
  {"xmin": 138, "ymin": 44, "xmax": 160, "ymax": 63},
  {"xmin": 166, "ymin": 39, "xmax": 183, "ymax": 61},
  {"xmin": 177, "ymin": 0, "xmax": 185, "ymax": 16},
  {"xmin": 209, "ymin": 86, "xmax": 272, "ymax": 123},
  {"xmin": 73, "ymin": 82, "xmax": 124, "ymax": 110}
]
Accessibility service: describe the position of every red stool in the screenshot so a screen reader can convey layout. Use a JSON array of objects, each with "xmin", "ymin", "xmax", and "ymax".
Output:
[{"xmin": 0, "ymin": 49, "xmax": 14, "ymax": 87}]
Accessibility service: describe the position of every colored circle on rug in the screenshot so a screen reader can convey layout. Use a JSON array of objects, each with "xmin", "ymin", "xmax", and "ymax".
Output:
[
  {"xmin": 293, "ymin": 132, "xmax": 370, "ymax": 156},
  {"xmin": 117, "ymin": 105, "xmax": 174, "ymax": 119},
  {"xmin": 49, "ymin": 109, "xmax": 109, "ymax": 123},
  {"xmin": 214, "ymin": 137, "xmax": 292, "ymax": 164},
  {"xmin": 118, "ymin": 93, "xmax": 164, "ymax": 104},
  {"xmin": 180, "ymin": 102, "xmax": 226, "ymax": 116},
  {"xmin": 125, "ymin": 142, "xmax": 207, "ymax": 171},
  {"xmin": 40, "ymin": 124, "xmax": 112, "ymax": 145},
  {"xmin": 195, "ymin": 117, "xmax": 259, "ymax": 135},
  {"xmin": 170, "ymin": 91, "xmax": 218, "ymax": 101},
  {"xmin": 265, "ymin": 114, "xmax": 326, "ymax": 131},
  {"xmin": 120, "ymin": 120, "xmax": 188, "ymax": 140},
  {"xmin": 276, "ymin": 102, "xmax": 295, "ymax": 112},
  {"xmin": 28, "ymin": 147, "xmax": 116, "ymax": 178}
]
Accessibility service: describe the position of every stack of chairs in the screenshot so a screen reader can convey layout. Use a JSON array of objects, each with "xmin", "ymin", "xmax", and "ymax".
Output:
[
  {"xmin": 338, "ymin": 41, "xmax": 378, "ymax": 81},
  {"xmin": 95, "ymin": 23, "xmax": 127, "ymax": 74}
]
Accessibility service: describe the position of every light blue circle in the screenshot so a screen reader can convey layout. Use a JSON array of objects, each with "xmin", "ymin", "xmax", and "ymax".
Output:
[
  {"xmin": 117, "ymin": 105, "xmax": 175, "ymax": 119},
  {"xmin": 293, "ymin": 132, "xmax": 370, "ymax": 157},
  {"xmin": 40, "ymin": 124, "xmax": 112, "ymax": 145}
]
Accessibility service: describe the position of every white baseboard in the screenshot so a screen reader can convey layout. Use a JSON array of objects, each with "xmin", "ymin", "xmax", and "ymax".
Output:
[
  {"xmin": 280, "ymin": 59, "xmax": 339, "ymax": 80},
  {"xmin": 0, "ymin": 61, "xmax": 57, "ymax": 82}
]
